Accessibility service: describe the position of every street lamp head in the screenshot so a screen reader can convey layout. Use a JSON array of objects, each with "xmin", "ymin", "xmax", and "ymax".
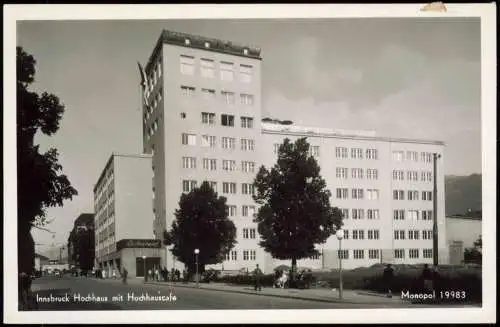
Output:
[
  {"xmin": 336, "ymin": 229, "xmax": 344, "ymax": 240},
  {"xmin": 194, "ymin": 249, "xmax": 200, "ymax": 254},
  {"xmin": 142, "ymin": 255, "xmax": 146, "ymax": 259}
]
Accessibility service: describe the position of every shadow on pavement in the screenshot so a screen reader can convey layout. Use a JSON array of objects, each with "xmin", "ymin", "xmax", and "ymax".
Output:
[{"xmin": 32, "ymin": 288, "xmax": 122, "ymax": 311}]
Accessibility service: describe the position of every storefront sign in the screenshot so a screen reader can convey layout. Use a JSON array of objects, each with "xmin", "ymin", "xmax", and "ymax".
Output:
[{"xmin": 116, "ymin": 239, "xmax": 161, "ymax": 251}]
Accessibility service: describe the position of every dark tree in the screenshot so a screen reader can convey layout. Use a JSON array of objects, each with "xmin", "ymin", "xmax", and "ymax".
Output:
[
  {"xmin": 473, "ymin": 235, "xmax": 482, "ymax": 250},
  {"xmin": 253, "ymin": 137, "xmax": 343, "ymax": 283},
  {"xmin": 163, "ymin": 181, "xmax": 237, "ymax": 276},
  {"xmin": 464, "ymin": 235, "xmax": 482, "ymax": 265},
  {"xmin": 17, "ymin": 47, "xmax": 78, "ymax": 275}
]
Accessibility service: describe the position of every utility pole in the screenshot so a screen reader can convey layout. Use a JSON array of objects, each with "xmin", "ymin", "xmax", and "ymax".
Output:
[{"xmin": 433, "ymin": 153, "xmax": 441, "ymax": 267}]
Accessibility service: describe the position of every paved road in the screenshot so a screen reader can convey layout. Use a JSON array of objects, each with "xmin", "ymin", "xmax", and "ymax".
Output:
[{"xmin": 30, "ymin": 276, "xmax": 410, "ymax": 310}]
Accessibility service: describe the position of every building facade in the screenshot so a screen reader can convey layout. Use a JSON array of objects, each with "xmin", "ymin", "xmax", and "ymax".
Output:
[
  {"xmin": 93, "ymin": 153, "xmax": 164, "ymax": 278},
  {"xmin": 140, "ymin": 30, "xmax": 447, "ymax": 273}
]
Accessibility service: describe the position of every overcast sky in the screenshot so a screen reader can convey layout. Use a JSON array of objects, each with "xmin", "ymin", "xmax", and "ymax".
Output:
[{"xmin": 16, "ymin": 18, "xmax": 481, "ymax": 252}]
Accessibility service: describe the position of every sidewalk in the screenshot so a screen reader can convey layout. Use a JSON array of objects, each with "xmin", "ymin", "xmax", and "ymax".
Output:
[{"xmin": 143, "ymin": 281, "xmax": 407, "ymax": 305}]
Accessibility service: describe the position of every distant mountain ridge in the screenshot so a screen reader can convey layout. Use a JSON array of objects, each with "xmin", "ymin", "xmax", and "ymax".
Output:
[{"xmin": 445, "ymin": 174, "xmax": 482, "ymax": 217}]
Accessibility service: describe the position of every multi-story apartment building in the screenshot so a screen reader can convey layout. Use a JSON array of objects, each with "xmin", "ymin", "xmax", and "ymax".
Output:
[
  {"xmin": 141, "ymin": 30, "xmax": 262, "ymax": 272},
  {"xmin": 93, "ymin": 153, "xmax": 164, "ymax": 278},
  {"xmin": 139, "ymin": 30, "xmax": 447, "ymax": 273},
  {"xmin": 261, "ymin": 123, "xmax": 446, "ymax": 271}
]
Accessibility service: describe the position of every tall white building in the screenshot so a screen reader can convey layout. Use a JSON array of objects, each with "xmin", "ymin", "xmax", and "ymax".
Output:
[{"xmin": 140, "ymin": 30, "xmax": 447, "ymax": 273}]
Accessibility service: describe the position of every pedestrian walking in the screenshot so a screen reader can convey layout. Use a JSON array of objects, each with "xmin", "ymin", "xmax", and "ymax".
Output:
[
  {"xmin": 102, "ymin": 269, "xmax": 107, "ymax": 279},
  {"xmin": 383, "ymin": 264, "xmax": 394, "ymax": 298},
  {"xmin": 122, "ymin": 267, "xmax": 128, "ymax": 285},
  {"xmin": 175, "ymin": 269, "xmax": 180, "ymax": 281},
  {"xmin": 171, "ymin": 268, "xmax": 176, "ymax": 282},
  {"xmin": 112, "ymin": 269, "xmax": 117, "ymax": 279},
  {"xmin": 421, "ymin": 264, "xmax": 433, "ymax": 292},
  {"xmin": 253, "ymin": 264, "xmax": 263, "ymax": 292}
]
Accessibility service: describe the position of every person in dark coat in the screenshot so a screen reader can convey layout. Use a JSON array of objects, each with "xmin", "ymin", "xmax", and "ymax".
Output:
[
  {"xmin": 122, "ymin": 267, "xmax": 128, "ymax": 285},
  {"xmin": 383, "ymin": 264, "xmax": 394, "ymax": 298},
  {"xmin": 253, "ymin": 264, "xmax": 263, "ymax": 291}
]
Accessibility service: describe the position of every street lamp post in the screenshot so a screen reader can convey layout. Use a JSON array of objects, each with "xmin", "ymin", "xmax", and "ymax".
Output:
[
  {"xmin": 432, "ymin": 153, "xmax": 441, "ymax": 267},
  {"xmin": 194, "ymin": 249, "xmax": 200, "ymax": 287},
  {"xmin": 142, "ymin": 255, "xmax": 147, "ymax": 282},
  {"xmin": 336, "ymin": 229, "xmax": 344, "ymax": 300}
]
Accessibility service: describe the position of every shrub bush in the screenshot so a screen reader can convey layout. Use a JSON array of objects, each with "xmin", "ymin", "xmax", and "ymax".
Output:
[{"xmin": 217, "ymin": 274, "xmax": 276, "ymax": 287}]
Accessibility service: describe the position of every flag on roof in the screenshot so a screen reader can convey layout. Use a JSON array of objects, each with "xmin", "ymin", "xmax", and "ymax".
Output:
[{"xmin": 137, "ymin": 61, "xmax": 150, "ymax": 110}]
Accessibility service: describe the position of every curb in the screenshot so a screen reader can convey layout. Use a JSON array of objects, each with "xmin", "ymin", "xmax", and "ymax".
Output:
[{"xmin": 144, "ymin": 282, "xmax": 401, "ymax": 305}]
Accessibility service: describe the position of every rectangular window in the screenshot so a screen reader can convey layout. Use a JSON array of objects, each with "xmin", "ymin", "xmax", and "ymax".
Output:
[
  {"xmin": 243, "ymin": 228, "xmax": 249, "ymax": 239},
  {"xmin": 220, "ymin": 61, "xmax": 234, "ymax": 81},
  {"xmin": 180, "ymin": 85, "xmax": 195, "ymax": 97},
  {"xmin": 352, "ymin": 209, "xmax": 365, "ymax": 220},
  {"xmin": 250, "ymin": 250, "xmax": 256, "ymax": 260},
  {"xmin": 351, "ymin": 168, "xmax": 364, "ymax": 179},
  {"xmin": 423, "ymin": 249, "xmax": 433, "ymax": 258},
  {"xmin": 221, "ymin": 114, "xmax": 235, "ymax": 126},
  {"xmin": 343, "ymin": 230, "xmax": 349, "ymax": 240},
  {"xmin": 200, "ymin": 58, "xmax": 215, "ymax": 78},
  {"xmin": 201, "ymin": 112, "xmax": 216, "ymax": 125},
  {"xmin": 408, "ymin": 190, "xmax": 419, "ymax": 201},
  {"xmin": 353, "ymin": 250, "xmax": 364, "ymax": 259},
  {"xmin": 392, "ymin": 151, "xmax": 404, "ymax": 162},
  {"xmin": 182, "ymin": 157, "xmax": 196, "ymax": 169},
  {"xmin": 353, "ymin": 230, "xmax": 359, "ymax": 240},
  {"xmin": 201, "ymin": 88, "xmax": 216, "ymax": 100},
  {"xmin": 335, "ymin": 147, "xmax": 348, "ymax": 158},
  {"xmin": 367, "ymin": 189, "xmax": 379, "ymax": 200},
  {"xmin": 201, "ymin": 135, "xmax": 217, "ymax": 148},
  {"xmin": 242, "ymin": 161, "xmax": 256, "ymax": 173},
  {"xmin": 394, "ymin": 249, "xmax": 405, "ymax": 259},
  {"xmin": 273, "ymin": 143, "xmax": 280, "ymax": 155},
  {"xmin": 203, "ymin": 158, "xmax": 217, "ymax": 171},
  {"xmin": 366, "ymin": 149, "xmax": 378, "ymax": 160},
  {"xmin": 367, "ymin": 209, "xmax": 379, "ymax": 220},
  {"xmin": 250, "ymin": 229, "xmax": 256, "ymax": 239},
  {"xmin": 222, "ymin": 182, "xmax": 237, "ymax": 194},
  {"xmin": 422, "ymin": 210, "xmax": 433, "ymax": 221},
  {"xmin": 351, "ymin": 148, "xmax": 363, "ymax": 159},
  {"xmin": 408, "ymin": 210, "xmax": 419, "ymax": 221},
  {"xmin": 240, "ymin": 64, "xmax": 253, "ymax": 83},
  {"xmin": 227, "ymin": 205, "xmax": 237, "ymax": 217},
  {"xmin": 336, "ymin": 167, "xmax": 348, "ymax": 179},
  {"xmin": 309, "ymin": 146, "xmax": 320, "ymax": 158},
  {"xmin": 221, "ymin": 91, "xmax": 235, "ymax": 105},
  {"xmin": 240, "ymin": 93, "xmax": 254, "ymax": 106},
  {"xmin": 221, "ymin": 137, "xmax": 236, "ymax": 150},
  {"xmin": 393, "ymin": 209, "xmax": 405, "ymax": 220},
  {"xmin": 180, "ymin": 55, "xmax": 195, "ymax": 75},
  {"xmin": 338, "ymin": 249, "xmax": 349, "ymax": 259},
  {"xmin": 367, "ymin": 169, "xmax": 378, "ymax": 180},
  {"xmin": 341, "ymin": 208, "xmax": 349, "ymax": 219},
  {"xmin": 242, "ymin": 205, "xmax": 256, "ymax": 217},
  {"xmin": 241, "ymin": 183, "xmax": 255, "ymax": 195},
  {"xmin": 393, "ymin": 190, "xmax": 405, "ymax": 200},
  {"xmin": 422, "ymin": 191, "xmax": 433, "ymax": 201},
  {"xmin": 209, "ymin": 181, "xmax": 217, "ymax": 192},
  {"xmin": 182, "ymin": 180, "xmax": 197, "ymax": 193},
  {"xmin": 231, "ymin": 250, "xmax": 237, "ymax": 261},
  {"xmin": 368, "ymin": 249, "xmax": 380, "ymax": 259},
  {"xmin": 243, "ymin": 250, "xmax": 249, "ymax": 261},
  {"xmin": 241, "ymin": 139, "xmax": 255, "ymax": 151},
  {"xmin": 406, "ymin": 151, "xmax": 419, "ymax": 162},
  {"xmin": 352, "ymin": 188, "xmax": 364, "ymax": 200},
  {"xmin": 336, "ymin": 188, "xmax": 348, "ymax": 199},
  {"xmin": 409, "ymin": 249, "xmax": 419, "ymax": 259},
  {"xmin": 241, "ymin": 117, "xmax": 254, "ymax": 128},
  {"xmin": 181, "ymin": 133, "xmax": 196, "ymax": 146},
  {"xmin": 222, "ymin": 160, "xmax": 236, "ymax": 172}
]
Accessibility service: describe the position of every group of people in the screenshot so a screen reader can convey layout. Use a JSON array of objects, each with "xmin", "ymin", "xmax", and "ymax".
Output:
[{"xmin": 383, "ymin": 263, "xmax": 441, "ymax": 298}]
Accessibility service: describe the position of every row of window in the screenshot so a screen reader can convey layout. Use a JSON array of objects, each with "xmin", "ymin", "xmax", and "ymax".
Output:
[
  {"xmin": 394, "ymin": 230, "xmax": 434, "ymax": 240},
  {"xmin": 393, "ymin": 209, "xmax": 433, "ymax": 221},
  {"xmin": 340, "ymin": 229, "xmax": 381, "ymax": 240},
  {"xmin": 392, "ymin": 170, "xmax": 433, "ymax": 182},
  {"xmin": 393, "ymin": 190, "xmax": 433, "ymax": 201},
  {"xmin": 335, "ymin": 147, "xmax": 378, "ymax": 159},
  {"xmin": 181, "ymin": 133, "xmax": 256, "ymax": 150},
  {"xmin": 180, "ymin": 55, "xmax": 254, "ymax": 83},
  {"xmin": 273, "ymin": 144, "xmax": 320, "ymax": 157},
  {"xmin": 182, "ymin": 157, "xmax": 257, "ymax": 173},
  {"xmin": 335, "ymin": 168, "xmax": 379, "ymax": 180},
  {"xmin": 336, "ymin": 248, "xmax": 433, "ymax": 260},
  {"xmin": 224, "ymin": 250, "xmax": 257, "ymax": 261},
  {"xmin": 393, "ymin": 151, "xmax": 435, "ymax": 163},
  {"xmin": 336, "ymin": 188, "xmax": 380, "ymax": 200},
  {"xmin": 242, "ymin": 228, "xmax": 257, "ymax": 239},
  {"xmin": 180, "ymin": 86, "xmax": 255, "ymax": 106},
  {"xmin": 340, "ymin": 208, "xmax": 381, "ymax": 220},
  {"xmin": 144, "ymin": 60, "xmax": 162, "ymax": 96},
  {"xmin": 200, "ymin": 112, "xmax": 254, "ymax": 128},
  {"xmin": 182, "ymin": 180, "xmax": 255, "ymax": 195}
]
